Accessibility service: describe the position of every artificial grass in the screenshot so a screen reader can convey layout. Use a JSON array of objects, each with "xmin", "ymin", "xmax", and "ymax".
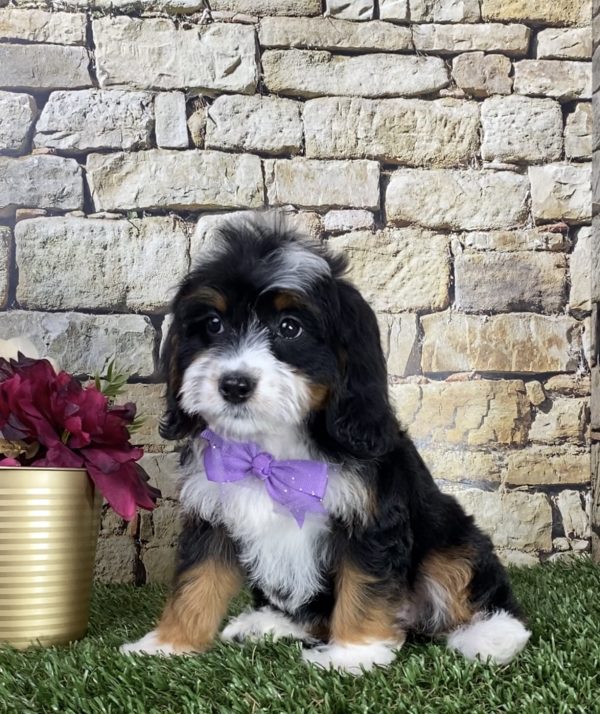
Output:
[{"xmin": 0, "ymin": 561, "xmax": 598, "ymax": 714}]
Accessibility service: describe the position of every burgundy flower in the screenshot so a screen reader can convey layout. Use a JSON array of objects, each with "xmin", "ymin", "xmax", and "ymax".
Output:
[{"xmin": 0, "ymin": 354, "xmax": 159, "ymax": 520}]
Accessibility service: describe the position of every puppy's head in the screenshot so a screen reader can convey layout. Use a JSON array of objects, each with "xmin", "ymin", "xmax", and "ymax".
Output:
[{"xmin": 161, "ymin": 216, "xmax": 398, "ymax": 458}]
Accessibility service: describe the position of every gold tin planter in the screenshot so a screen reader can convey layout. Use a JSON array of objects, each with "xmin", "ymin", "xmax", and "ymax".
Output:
[{"xmin": 0, "ymin": 468, "xmax": 102, "ymax": 649}]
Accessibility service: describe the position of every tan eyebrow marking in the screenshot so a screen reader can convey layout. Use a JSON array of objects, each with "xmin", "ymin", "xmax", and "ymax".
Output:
[
  {"xmin": 273, "ymin": 290, "xmax": 305, "ymax": 311},
  {"xmin": 186, "ymin": 287, "xmax": 227, "ymax": 312}
]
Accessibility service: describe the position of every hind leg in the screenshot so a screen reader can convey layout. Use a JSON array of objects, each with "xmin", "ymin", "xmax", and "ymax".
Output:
[{"xmin": 415, "ymin": 546, "xmax": 530, "ymax": 665}]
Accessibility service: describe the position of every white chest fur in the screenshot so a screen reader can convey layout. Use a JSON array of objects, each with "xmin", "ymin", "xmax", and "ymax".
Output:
[{"xmin": 179, "ymin": 432, "xmax": 367, "ymax": 613}]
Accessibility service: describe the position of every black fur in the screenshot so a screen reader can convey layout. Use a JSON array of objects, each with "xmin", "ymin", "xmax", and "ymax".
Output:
[{"xmin": 169, "ymin": 216, "xmax": 524, "ymax": 642}]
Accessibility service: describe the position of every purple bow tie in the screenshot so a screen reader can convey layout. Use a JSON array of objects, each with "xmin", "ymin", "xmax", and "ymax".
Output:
[{"xmin": 201, "ymin": 429, "xmax": 328, "ymax": 527}]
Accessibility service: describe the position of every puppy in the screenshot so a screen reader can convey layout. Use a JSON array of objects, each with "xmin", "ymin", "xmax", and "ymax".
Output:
[{"xmin": 121, "ymin": 216, "xmax": 530, "ymax": 673}]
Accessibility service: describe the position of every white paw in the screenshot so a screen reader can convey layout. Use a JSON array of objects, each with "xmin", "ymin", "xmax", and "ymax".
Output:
[
  {"xmin": 301, "ymin": 641, "xmax": 399, "ymax": 675},
  {"xmin": 120, "ymin": 629, "xmax": 188, "ymax": 657},
  {"xmin": 221, "ymin": 607, "xmax": 311, "ymax": 643},
  {"xmin": 447, "ymin": 610, "xmax": 531, "ymax": 665}
]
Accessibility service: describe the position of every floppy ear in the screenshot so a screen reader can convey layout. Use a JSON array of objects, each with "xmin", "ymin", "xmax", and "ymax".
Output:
[
  {"xmin": 325, "ymin": 281, "xmax": 399, "ymax": 459},
  {"xmin": 159, "ymin": 317, "xmax": 202, "ymax": 441}
]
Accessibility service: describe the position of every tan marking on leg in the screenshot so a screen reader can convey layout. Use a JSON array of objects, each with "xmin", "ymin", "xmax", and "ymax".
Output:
[
  {"xmin": 420, "ymin": 547, "xmax": 474, "ymax": 630},
  {"xmin": 156, "ymin": 560, "xmax": 243, "ymax": 652},
  {"xmin": 330, "ymin": 562, "xmax": 404, "ymax": 646}
]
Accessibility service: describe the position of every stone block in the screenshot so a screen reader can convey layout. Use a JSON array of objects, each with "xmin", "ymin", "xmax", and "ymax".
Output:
[
  {"xmin": 481, "ymin": 95, "xmax": 563, "ymax": 163},
  {"xmin": 505, "ymin": 447, "xmax": 590, "ymax": 485},
  {"xmin": 87, "ymin": 150, "xmax": 264, "ymax": 212},
  {"xmin": 0, "ymin": 226, "xmax": 10, "ymax": 309},
  {"xmin": 0, "ymin": 155, "xmax": 83, "ymax": 217},
  {"xmin": 445, "ymin": 486, "xmax": 553, "ymax": 552},
  {"xmin": 206, "ymin": 94, "xmax": 302, "ymax": 156},
  {"xmin": 0, "ymin": 310, "xmax": 156, "ymax": 377},
  {"xmin": 154, "ymin": 92, "xmax": 188, "ymax": 150},
  {"xmin": 410, "ymin": 0, "xmax": 481, "ymax": 22},
  {"xmin": 498, "ymin": 550, "xmax": 540, "ymax": 567},
  {"xmin": 262, "ymin": 50, "xmax": 449, "ymax": 98},
  {"xmin": 93, "ymin": 17, "xmax": 258, "ymax": 93},
  {"xmin": 556, "ymin": 490, "xmax": 590, "ymax": 539},
  {"xmin": 99, "ymin": 507, "xmax": 128, "ymax": 537},
  {"xmin": 454, "ymin": 251, "xmax": 567, "ymax": 313},
  {"xmin": 529, "ymin": 397, "xmax": 588, "ymax": 444},
  {"xmin": 377, "ymin": 313, "xmax": 420, "ymax": 377},
  {"xmin": 0, "ymin": 43, "xmax": 91, "ymax": 91},
  {"xmin": 514, "ymin": 60, "xmax": 592, "ymax": 101},
  {"xmin": 0, "ymin": 91, "xmax": 37, "ymax": 154},
  {"xmin": 210, "ymin": 0, "xmax": 321, "ymax": 14},
  {"xmin": 570, "ymin": 226, "xmax": 592, "ymax": 312},
  {"xmin": 140, "ymin": 453, "xmax": 181, "ymax": 501},
  {"xmin": 553, "ymin": 537, "xmax": 571, "ymax": 552},
  {"xmin": 141, "ymin": 545, "xmax": 176, "ymax": 585},
  {"xmin": 529, "ymin": 163, "xmax": 591, "ymax": 224},
  {"xmin": 265, "ymin": 158, "xmax": 379, "ymax": 210},
  {"xmin": 329, "ymin": 229, "xmax": 449, "ymax": 312},
  {"xmin": 452, "ymin": 52, "xmax": 512, "ymax": 97},
  {"xmin": 304, "ymin": 97, "xmax": 479, "ymax": 167},
  {"xmin": 34, "ymin": 90, "xmax": 153, "ymax": 153},
  {"xmin": 0, "ymin": 8, "xmax": 86, "ymax": 44},
  {"xmin": 386, "ymin": 169, "xmax": 529, "ymax": 231},
  {"xmin": 421, "ymin": 312, "xmax": 581, "ymax": 373},
  {"xmin": 457, "ymin": 229, "xmax": 569, "ymax": 252},
  {"xmin": 413, "ymin": 23, "xmax": 530, "ymax": 56},
  {"xmin": 325, "ymin": 0, "xmax": 373, "ymax": 20},
  {"xmin": 15, "ymin": 216, "xmax": 189, "ymax": 313},
  {"xmin": 565, "ymin": 103, "xmax": 592, "ymax": 159},
  {"xmin": 258, "ymin": 17, "xmax": 412, "ymax": 52},
  {"xmin": 391, "ymin": 379, "xmax": 530, "ymax": 447},
  {"xmin": 526, "ymin": 381, "xmax": 546, "ymax": 406},
  {"xmin": 545, "ymin": 374, "xmax": 591, "ymax": 397},
  {"xmin": 378, "ymin": 0, "xmax": 410, "ymax": 21},
  {"xmin": 322, "ymin": 210, "xmax": 374, "ymax": 233},
  {"xmin": 94, "ymin": 535, "xmax": 137, "ymax": 584},
  {"xmin": 151, "ymin": 502, "xmax": 181, "ymax": 545},
  {"xmin": 482, "ymin": 0, "xmax": 591, "ymax": 26},
  {"xmin": 420, "ymin": 448, "xmax": 502, "ymax": 484},
  {"xmin": 536, "ymin": 27, "xmax": 592, "ymax": 59}
]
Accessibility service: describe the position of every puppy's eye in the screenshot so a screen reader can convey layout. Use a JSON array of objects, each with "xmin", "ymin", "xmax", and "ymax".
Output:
[
  {"xmin": 278, "ymin": 317, "xmax": 303, "ymax": 340},
  {"xmin": 205, "ymin": 315, "xmax": 224, "ymax": 336}
]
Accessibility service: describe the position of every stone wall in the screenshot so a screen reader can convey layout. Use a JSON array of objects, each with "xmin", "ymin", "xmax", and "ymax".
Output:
[{"xmin": 0, "ymin": 0, "xmax": 593, "ymax": 583}]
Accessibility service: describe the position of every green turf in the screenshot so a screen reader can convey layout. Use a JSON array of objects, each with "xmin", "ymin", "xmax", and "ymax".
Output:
[{"xmin": 0, "ymin": 560, "xmax": 598, "ymax": 714}]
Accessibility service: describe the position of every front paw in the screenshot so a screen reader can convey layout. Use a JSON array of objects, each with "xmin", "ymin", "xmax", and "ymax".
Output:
[
  {"xmin": 120, "ymin": 629, "xmax": 194, "ymax": 657},
  {"xmin": 301, "ymin": 641, "xmax": 399, "ymax": 675}
]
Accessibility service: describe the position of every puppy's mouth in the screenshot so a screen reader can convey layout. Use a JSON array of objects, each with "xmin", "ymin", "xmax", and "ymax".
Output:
[{"xmin": 224, "ymin": 403, "xmax": 252, "ymax": 419}]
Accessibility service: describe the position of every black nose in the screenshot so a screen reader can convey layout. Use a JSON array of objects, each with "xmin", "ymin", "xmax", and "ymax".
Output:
[{"xmin": 218, "ymin": 372, "xmax": 256, "ymax": 404}]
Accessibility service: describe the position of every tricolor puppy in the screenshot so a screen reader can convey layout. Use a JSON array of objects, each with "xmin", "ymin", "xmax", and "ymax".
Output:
[{"xmin": 121, "ymin": 216, "xmax": 530, "ymax": 673}]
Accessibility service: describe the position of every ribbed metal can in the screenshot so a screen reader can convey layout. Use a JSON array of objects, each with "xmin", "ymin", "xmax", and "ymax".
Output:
[{"xmin": 0, "ymin": 468, "xmax": 102, "ymax": 649}]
